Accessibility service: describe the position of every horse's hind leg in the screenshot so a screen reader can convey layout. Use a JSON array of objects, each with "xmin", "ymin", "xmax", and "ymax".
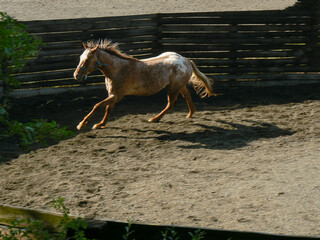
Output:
[
  {"xmin": 148, "ymin": 91, "xmax": 179, "ymax": 122},
  {"xmin": 92, "ymin": 103, "xmax": 114, "ymax": 129},
  {"xmin": 180, "ymin": 85, "xmax": 196, "ymax": 118}
]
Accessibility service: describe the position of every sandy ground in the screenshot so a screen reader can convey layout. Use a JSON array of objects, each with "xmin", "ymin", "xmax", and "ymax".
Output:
[
  {"xmin": 1, "ymin": 85, "xmax": 320, "ymax": 237},
  {"xmin": 0, "ymin": 0, "xmax": 297, "ymax": 21},
  {"xmin": 1, "ymin": 0, "xmax": 320, "ymax": 237}
]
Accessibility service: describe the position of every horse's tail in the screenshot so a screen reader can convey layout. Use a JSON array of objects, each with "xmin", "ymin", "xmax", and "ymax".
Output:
[{"xmin": 188, "ymin": 60, "xmax": 214, "ymax": 98}]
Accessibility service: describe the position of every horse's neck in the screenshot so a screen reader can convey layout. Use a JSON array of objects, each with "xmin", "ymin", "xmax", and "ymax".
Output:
[{"xmin": 99, "ymin": 51, "xmax": 133, "ymax": 79}]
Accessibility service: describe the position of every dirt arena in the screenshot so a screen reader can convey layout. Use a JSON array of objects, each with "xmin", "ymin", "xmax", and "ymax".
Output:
[
  {"xmin": 1, "ymin": 84, "xmax": 320, "ymax": 236},
  {"xmin": 1, "ymin": 0, "xmax": 320, "ymax": 237}
]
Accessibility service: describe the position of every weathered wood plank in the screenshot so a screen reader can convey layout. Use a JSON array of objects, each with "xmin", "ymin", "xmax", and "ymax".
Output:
[
  {"xmin": 161, "ymin": 46, "xmax": 304, "ymax": 54},
  {"xmin": 15, "ymin": 70, "xmax": 75, "ymax": 82},
  {"xmin": 25, "ymin": 19, "xmax": 157, "ymax": 34},
  {"xmin": 173, "ymin": 50, "xmax": 302, "ymax": 59},
  {"xmin": 162, "ymin": 24, "xmax": 311, "ymax": 32},
  {"xmin": 159, "ymin": 10, "xmax": 312, "ymax": 18},
  {"xmin": 198, "ymin": 66, "xmax": 313, "ymax": 74},
  {"xmin": 162, "ymin": 32, "xmax": 309, "ymax": 40},
  {"xmin": 161, "ymin": 36, "xmax": 307, "ymax": 44},
  {"xmin": 194, "ymin": 58, "xmax": 307, "ymax": 67},
  {"xmin": 159, "ymin": 17, "xmax": 312, "ymax": 25},
  {"xmin": 22, "ymin": 14, "xmax": 157, "ymax": 33},
  {"xmin": 0, "ymin": 204, "xmax": 66, "ymax": 232},
  {"xmin": 17, "ymin": 77, "xmax": 104, "ymax": 89},
  {"xmin": 36, "ymin": 27, "xmax": 157, "ymax": 43},
  {"xmin": 39, "ymin": 37, "xmax": 157, "ymax": 51},
  {"xmin": 9, "ymin": 84, "xmax": 106, "ymax": 98}
]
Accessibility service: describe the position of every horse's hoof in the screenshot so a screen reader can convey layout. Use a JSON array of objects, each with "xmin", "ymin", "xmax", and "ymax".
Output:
[
  {"xmin": 92, "ymin": 124, "xmax": 105, "ymax": 129},
  {"xmin": 77, "ymin": 123, "xmax": 83, "ymax": 130},
  {"xmin": 148, "ymin": 118, "xmax": 160, "ymax": 123}
]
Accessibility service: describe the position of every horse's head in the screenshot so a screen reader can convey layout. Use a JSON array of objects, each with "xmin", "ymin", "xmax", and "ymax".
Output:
[{"xmin": 73, "ymin": 43, "xmax": 99, "ymax": 83}]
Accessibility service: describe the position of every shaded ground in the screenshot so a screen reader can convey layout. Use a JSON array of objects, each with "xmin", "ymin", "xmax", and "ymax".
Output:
[{"xmin": 1, "ymin": 84, "xmax": 320, "ymax": 236}]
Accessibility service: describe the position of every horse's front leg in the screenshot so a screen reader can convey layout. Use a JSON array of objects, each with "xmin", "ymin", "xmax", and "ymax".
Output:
[
  {"xmin": 77, "ymin": 95, "xmax": 116, "ymax": 130},
  {"xmin": 92, "ymin": 103, "xmax": 114, "ymax": 129}
]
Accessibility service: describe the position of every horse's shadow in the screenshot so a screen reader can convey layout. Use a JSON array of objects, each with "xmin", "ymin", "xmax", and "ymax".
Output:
[{"xmin": 139, "ymin": 120, "xmax": 295, "ymax": 150}]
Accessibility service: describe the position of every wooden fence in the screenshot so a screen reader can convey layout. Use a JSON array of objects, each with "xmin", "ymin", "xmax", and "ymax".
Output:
[{"xmin": 7, "ymin": 0, "xmax": 320, "ymax": 97}]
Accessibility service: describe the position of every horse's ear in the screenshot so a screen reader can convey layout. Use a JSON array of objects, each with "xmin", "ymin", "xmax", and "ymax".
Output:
[{"xmin": 83, "ymin": 42, "xmax": 87, "ymax": 49}]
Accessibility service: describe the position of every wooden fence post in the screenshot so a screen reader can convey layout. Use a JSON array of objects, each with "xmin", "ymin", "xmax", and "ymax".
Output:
[
  {"xmin": 154, "ymin": 13, "xmax": 163, "ymax": 56},
  {"xmin": 291, "ymin": 0, "xmax": 320, "ymax": 72},
  {"xmin": 229, "ymin": 23, "xmax": 238, "ymax": 82},
  {"xmin": 310, "ymin": 0, "xmax": 320, "ymax": 71},
  {"xmin": 0, "ymin": 80, "xmax": 4, "ymax": 99}
]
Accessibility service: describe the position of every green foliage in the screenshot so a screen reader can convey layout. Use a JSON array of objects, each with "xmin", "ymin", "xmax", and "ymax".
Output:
[
  {"xmin": 188, "ymin": 229, "xmax": 206, "ymax": 240},
  {"xmin": 0, "ymin": 112, "xmax": 75, "ymax": 148},
  {"xmin": 161, "ymin": 228, "xmax": 180, "ymax": 240},
  {"xmin": 51, "ymin": 197, "xmax": 89, "ymax": 240},
  {"xmin": 0, "ymin": 99, "xmax": 75, "ymax": 149},
  {"xmin": 1, "ymin": 218, "xmax": 52, "ymax": 240},
  {"xmin": 0, "ymin": 13, "xmax": 74, "ymax": 149},
  {"xmin": 122, "ymin": 221, "xmax": 135, "ymax": 240},
  {"xmin": 0, "ymin": 104, "xmax": 10, "ymax": 126},
  {"xmin": 9, "ymin": 119, "xmax": 75, "ymax": 147},
  {"xmin": 0, "ymin": 197, "xmax": 93, "ymax": 240},
  {"xmin": 161, "ymin": 228, "xmax": 206, "ymax": 240},
  {"xmin": 0, "ymin": 12, "xmax": 43, "ymax": 89}
]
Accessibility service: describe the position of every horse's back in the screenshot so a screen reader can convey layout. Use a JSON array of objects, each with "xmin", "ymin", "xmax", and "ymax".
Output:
[
  {"xmin": 142, "ymin": 52, "xmax": 192, "ymax": 77},
  {"xmin": 142, "ymin": 52, "xmax": 185, "ymax": 64}
]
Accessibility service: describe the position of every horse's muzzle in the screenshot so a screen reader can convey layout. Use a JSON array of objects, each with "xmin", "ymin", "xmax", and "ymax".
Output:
[{"xmin": 74, "ymin": 68, "xmax": 88, "ymax": 83}]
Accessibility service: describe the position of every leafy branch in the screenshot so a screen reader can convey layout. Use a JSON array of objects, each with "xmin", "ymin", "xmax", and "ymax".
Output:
[
  {"xmin": 0, "ymin": 12, "xmax": 43, "ymax": 89},
  {"xmin": 0, "ymin": 13, "xmax": 74, "ymax": 149}
]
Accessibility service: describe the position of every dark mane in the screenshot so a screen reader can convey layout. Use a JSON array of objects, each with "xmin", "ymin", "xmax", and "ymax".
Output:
[{"xmin": 86, "ymin": 39, "xmax": 137, "ymax": 61}]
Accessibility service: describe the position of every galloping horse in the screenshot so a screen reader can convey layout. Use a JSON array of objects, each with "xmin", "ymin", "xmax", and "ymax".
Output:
[{"xmin": 73, "ymin": 39, "xmax": 214, "ymax": 130}]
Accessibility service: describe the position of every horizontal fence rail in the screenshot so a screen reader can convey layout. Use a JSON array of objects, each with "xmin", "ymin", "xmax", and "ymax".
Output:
[{"xmin": 7, "ymin": 0, "xmax": 320, "ymax": 97}]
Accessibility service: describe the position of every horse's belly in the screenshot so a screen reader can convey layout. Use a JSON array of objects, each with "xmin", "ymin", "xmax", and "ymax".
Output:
[{"xmin": 126, "ymin": 77, "xmax": 168, "ymax": 96}]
